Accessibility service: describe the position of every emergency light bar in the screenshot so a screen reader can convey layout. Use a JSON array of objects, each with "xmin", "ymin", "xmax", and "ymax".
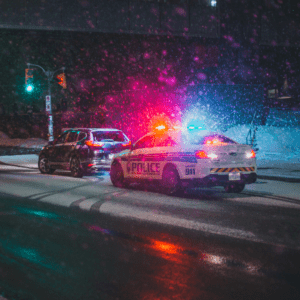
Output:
[
  {"xmin": 156, "ymin": 125, "xmax": 166, "ymax": 130},
  {"xmin": 187, "ymin": 126, "xmax": 203, "ymax": 130}
]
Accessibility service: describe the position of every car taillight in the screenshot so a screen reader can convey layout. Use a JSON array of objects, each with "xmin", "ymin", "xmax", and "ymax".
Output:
[
  {"xmin": 122, "ymin": 141, "xmax": 131, "ymax": 147},
  {"xmin": 246, "ymin": 149, "xmax": 256, "ymax": 158},
  {"xmin": 85, "ymin": 140, "xmax": 104, "ymax": 147},
  {"xmin": 195, "ymin": 150, "xmax": 209, "ymax": 159}
]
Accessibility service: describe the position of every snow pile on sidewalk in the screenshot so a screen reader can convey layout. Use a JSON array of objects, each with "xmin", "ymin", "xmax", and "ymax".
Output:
[
  {"xmin": 0, "ymin": 132, "xmax": 9, "ymax": 140},
  {"xmin": 224, "ymin": 125, "xmax": 300, "ymax": 162},
  {"xmin": 19, "ymin": 138, "xmax": 48, "ymax": 149},
  {"xmin": 0, "ymin": 131, "xmax": 47, "ymax": 148}
]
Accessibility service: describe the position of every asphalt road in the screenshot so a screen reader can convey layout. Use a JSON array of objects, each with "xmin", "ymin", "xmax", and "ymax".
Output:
[{"xmin": 0, "ymin": 166, "xmax": 300, "ymax": 299}]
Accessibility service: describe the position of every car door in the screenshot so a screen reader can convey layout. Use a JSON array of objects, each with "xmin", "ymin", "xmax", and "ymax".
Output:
[
  {"xmin": 61, "ymin": 130, "xmax": 79, "ymax": 168},
  {"xmin": 49, "ymin": 132, "xmax": 68, "ymax": 167},
  {"xmin": 126, "ymin": 134, "xmax": 157, "ymax": 179}
]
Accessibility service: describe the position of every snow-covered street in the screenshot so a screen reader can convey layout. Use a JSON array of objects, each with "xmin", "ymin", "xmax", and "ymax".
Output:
[{"xmin": 1, "ymin": 121, "xmax": 300, "ymax": 181}]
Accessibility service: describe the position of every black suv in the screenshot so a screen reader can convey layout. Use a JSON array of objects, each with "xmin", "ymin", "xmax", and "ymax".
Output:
[{"xmin": 38, "ymin": 128, "xmax": 131, "ymax": 177}]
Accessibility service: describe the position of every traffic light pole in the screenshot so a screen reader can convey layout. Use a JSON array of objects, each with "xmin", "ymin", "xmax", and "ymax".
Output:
[{"xmin": 27, "ymin": 63, "xmax": 65, "ymax": 142}]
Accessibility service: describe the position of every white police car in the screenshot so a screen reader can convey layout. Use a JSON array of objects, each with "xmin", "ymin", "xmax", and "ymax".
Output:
[{"xmin": 110, "ymin": 126, "xmax": 257, "ymax": 194}]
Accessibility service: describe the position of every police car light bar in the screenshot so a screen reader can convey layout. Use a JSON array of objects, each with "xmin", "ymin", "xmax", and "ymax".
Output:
[
  {"xmin": 156, "ymin": 125, "xmax": 166, "ymax": 130},
  {"xmin": 188, "ymin": 126, "xmax": 203, "ymax": 130},
  {"xmin": 173, "ymin": 125, "xmax": 181, "ymax": 130}
]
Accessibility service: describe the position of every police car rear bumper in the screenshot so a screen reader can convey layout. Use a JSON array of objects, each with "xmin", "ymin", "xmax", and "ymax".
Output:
[{"xmin": 181, "ymin": 172, "xmax": 257, "ymax": 188}]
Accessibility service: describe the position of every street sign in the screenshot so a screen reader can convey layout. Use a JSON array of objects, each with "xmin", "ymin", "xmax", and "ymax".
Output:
[
  {"xmin": 46, "ymin": 95, "xmax": 51, "ymax": 113},
  {"xmin": 46, "ymin": 95, "xmax": 54, "ymax": 141},
  {"xmin": 48, "ymin": 115, "xmax": 54, "ymax": 141}
]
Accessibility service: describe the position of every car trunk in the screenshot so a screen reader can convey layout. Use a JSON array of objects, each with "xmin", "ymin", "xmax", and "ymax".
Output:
[{"xmin": 203, "ymin": 144, "xmax": 253, "ymax": 166}]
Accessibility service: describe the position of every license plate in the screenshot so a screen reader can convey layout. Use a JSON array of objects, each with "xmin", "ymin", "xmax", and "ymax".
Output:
[
  {"xmin": 108, "ymin": 154, "xmax": 114, "ymax": 160},
  {"xmin": 229, "ymin": 172, "xmax": 240, "ymax": 181}
]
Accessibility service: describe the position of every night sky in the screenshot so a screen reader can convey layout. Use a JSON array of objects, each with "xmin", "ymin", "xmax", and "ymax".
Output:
[{"xmin": 0, "ymin": 0, "xmax": 300, "ymax": 142}]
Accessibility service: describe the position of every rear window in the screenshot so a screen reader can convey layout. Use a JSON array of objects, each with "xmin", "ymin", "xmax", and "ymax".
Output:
[
  {"xmin": 65, "ymin": 131, "xmax": 78, "ymax": 143},
  {"xmin": 92, "ymin": 131, "xmax": 126, "ymax": 142},
  {"xmin": 154, "ymin": 135, "xmax": 178, "ymax": 147},
  {"xmin": 188, "ymin": 134, "xmax": 237, "ymax": 145}
]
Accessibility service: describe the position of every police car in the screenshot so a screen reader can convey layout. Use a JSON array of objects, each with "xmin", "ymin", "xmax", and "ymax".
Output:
[{"xmin": 110, "ymin": 126, "xmax": 257, "ymax": 194}]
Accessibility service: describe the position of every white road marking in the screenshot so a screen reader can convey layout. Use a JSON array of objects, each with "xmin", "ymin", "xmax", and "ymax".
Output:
[
  {"xmin": 79, "ymin": 199, "xmax": 99, "ymax": 210},
  {"xmin": 100, "ymin": 202, "xmax": 258, "ymax": 242},
  {"xmin": 1, "ymin": 166, "xmax": 300, "ymax": 248},
  {"xmin": 0, "ymin": 165, "xmax": 37, "ymax": 170}
]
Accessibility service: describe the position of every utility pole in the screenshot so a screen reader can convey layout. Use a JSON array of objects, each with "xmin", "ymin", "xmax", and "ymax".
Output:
[{"xmin": 27, "ymin": 63, "xmax": 65, "ymax": 142}]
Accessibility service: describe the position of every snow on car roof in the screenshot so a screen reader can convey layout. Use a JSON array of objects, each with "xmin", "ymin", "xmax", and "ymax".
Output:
[
  {"xmin": 148, "ymin": 128, "xmax": 220, "ymax": 139},
  {"xmin": 62, "ymin": 128, "xmax": 122, "ymax": 132}
]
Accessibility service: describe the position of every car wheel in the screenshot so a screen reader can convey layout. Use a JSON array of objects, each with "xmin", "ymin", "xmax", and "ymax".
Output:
[
  {"xmin": 38, "ymin": 155, "xmax": 55, "ymax": 174},
  {"xmin": 70, "ymin": 157, "xmax": 83, "ymax": 178},
  {"xmin": 224, "ymin": 183, "xmax": 245, "ymax": 193},
  {"xmin": 161, "ymin": 165, "xmax": 181, "ymax": 195},
  {"xmin": 110, "ymin": 161, "xmax": 127, "ymax": 188}
]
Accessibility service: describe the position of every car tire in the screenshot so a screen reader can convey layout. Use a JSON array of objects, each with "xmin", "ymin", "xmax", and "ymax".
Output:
[
  {"xmin": 110, "ymin": 161, "xmax": 127, "ymax": 188},
  {"xmin": 70, "ymin": 157, "xmax": 83, "ymax": 178},
  {"xmin": 224, "ymin": 183, "xmax": 245, "ymax": 193},
  {"xmin": 161, "ymin": 165, "xmax": 181, "ymax": 195},
  {"xmin": 38, "ymin": 155, "xmax": 55, "ymax": 174}
]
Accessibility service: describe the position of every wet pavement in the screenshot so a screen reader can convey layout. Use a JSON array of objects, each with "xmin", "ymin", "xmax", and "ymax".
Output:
[{"xmin": 0, "ymin": 193, "xmax": 299, "ymax": 300}]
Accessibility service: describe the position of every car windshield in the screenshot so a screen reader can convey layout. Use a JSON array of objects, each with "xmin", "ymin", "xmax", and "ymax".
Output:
[{"xmin": 93, "ymin": 131, "xmax": 126, "ymax": 142}]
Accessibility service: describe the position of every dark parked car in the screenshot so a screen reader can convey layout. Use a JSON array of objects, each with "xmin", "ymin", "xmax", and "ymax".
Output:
[{"xmin": 38, "ymin": 128, "xmax": 131, "ymax": 177}]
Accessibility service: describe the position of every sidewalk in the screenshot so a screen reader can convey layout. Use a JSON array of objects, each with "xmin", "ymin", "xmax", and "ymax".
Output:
[
  {"xmin": 0, "ymin": 154, "xmax": 39, "ymax": 169},
  {"xmin": 256, "ymin": 156, "xmax": 300, "ymax": 182},
  {"xmin": 1, "ymin": 154, "xmax": 300, "ymax": 183}
]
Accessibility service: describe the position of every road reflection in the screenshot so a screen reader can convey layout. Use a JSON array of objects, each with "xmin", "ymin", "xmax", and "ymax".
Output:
[
  {"xmin": 1, "ymin": 195, "xmax": 299, "ymax": 300},
  {"xmin": 86, "ymin": 223, "xmax": 270, "ymax": 300}
]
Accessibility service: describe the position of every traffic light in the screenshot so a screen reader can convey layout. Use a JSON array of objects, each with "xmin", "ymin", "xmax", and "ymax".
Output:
[
  {"xmin": 26, "ymin": 84, "xmax": 34, "ymax": 92},
  {"xmin": 25, "ymin": 69, "xmax": 34, "ymax": 92},
  {"xmin": 56, "ymin": 73, "xmax": 66, "ymax": 89}
]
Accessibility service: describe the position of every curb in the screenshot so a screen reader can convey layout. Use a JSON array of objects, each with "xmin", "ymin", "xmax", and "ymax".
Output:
[
  {"xmin": 0, "ymin": 161, "xmax": 38, "ymax": 170},
  {"xmin": 0, "ymin": 146, "xmax": 41, "ymax": 156},
  {"xmin": 257, "ymin": 175, "xmax": 300, "ymax": 183}
]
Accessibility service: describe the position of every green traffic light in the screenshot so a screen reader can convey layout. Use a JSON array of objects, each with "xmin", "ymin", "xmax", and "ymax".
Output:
[{"xmin": 26, "ymin": 84, "xmax": 34, "ymax": 92}]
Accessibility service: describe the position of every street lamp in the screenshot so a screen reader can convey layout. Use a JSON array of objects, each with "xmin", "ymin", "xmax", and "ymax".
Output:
[{"xmin": 26, "ymin": 63, "xmax": 65, "ymax": 142}]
